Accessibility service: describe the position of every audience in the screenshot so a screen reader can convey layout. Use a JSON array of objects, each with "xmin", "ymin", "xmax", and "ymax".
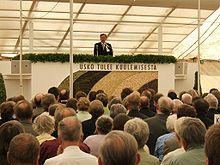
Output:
[
  {"xmin": 8, "ymin": 133, "xmax": 40, "ymax": 165},
  {"xmin": 110, "ymin": 103, "xmax": 127, "ymax": 119},
  {"xmin": 44, "ymin": 116, "xmax": 98, "ymax": 165},
  {"xmin": 0, "ymin": 101, "xmax": 15, "ymax": 125},
  {"xmin": 0, "ymin": 121, "xmax": 25, "ymax": 165},
  {"xmin": 205, "ymin": 123, "xmax": 220, "ymax": 165},
  {"xmin": 145, "ymin": 96, "xmax": 173, "ymax": 154},
  {"xmin": 124, "ymin": 118, "xmax": 159, "ymax": 165},
  {"xmin": 77, "ymin": 97, "xmax": 91, "ymax": 122},
  {"xmin": 98, "ymin": 130, "xmax": 140, "ymax": 165},
  {"xmin": 113, "ymin": 113, "xmax": 130, "ymax": 130},
  {"xmin": 140, "ymin": 96, "xmax": 155, "ymax": 117},
  {"xmin": 33, "ymin": 115, "xmax": 55, "ymax": 144},
  {"xmin": 127, "ymin": 92, "xmax": 148, "ymax": 119},
  {"xmin": 1, "ymin": 86, "xmax": 219, "ymax": 165},
  {"xmin": 169, "ymin": 117, "xmax": 206, "ymax": 165},
  {"xmin": 14, "ymin": 100, "xmax": 38, "ymax": 136},
  {"xmin": 82, "ymin": 100, "xmax": 104, "ymax": 139},
  {"xmin": 83, "ymin": 115, "xmax": 113, "ymax": 157}
]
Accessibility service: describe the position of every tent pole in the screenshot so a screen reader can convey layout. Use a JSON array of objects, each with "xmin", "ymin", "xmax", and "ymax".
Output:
[
  {"xmin": 69, "ymin": 0, "xmax": 74, "ymax": 98},
  {"xmin": 19, "ymin": 0, "xmax": 23, "ymax": 95},
  {"xmin": 197, "ymin": 0, "xmax": 201, "ymax": 95}
]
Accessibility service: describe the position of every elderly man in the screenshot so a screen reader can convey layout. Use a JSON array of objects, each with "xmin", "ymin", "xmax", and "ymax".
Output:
[
  {"xmin": 204, "ymin": 93, "xmax": 219, "ymax": 121},
  {"xmin": 124, "ymin": 118, "xmax": 159, "ymax": 165},
  {"xmin": 181, "ymin": 93, "xmax": 192, "ymax": 105},
  {"xmin": 14, "ymin": 100, "xmax": 38, "ymax": 136},
  {"xmin": 170, "ymin": 117, "xmax": 206, "ymax": 165},
  {"xmin": 98, "ymin": 130, "xmax": 140, "ymax": 165},
  {"xmin": 205, "ymin": 124, "xmax": 220, "ymax": 165},
  {"xmin": 44, "ymin": 117, "xmax": 98, "ymax": 165},
  {"xmin": 7, "ymin": 133, "xmax": 40, "ymax": 165},
  {"xmin": 145, "ymin": 96, "xmax": 173, "ymax": 154}
]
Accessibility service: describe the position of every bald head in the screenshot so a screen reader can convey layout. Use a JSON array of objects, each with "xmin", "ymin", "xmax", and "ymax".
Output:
[
  {"xmin": 89, "ymin": 100, "xmax": 104, "ymax": 118},
  {"xmin": 158, "ymin": 96, "xmax": 173, "ymax": 115},
  {"xmin": 14, "ymin": 100, "xmax": 33, "ymax": 121},
  {"xmin": 140, "ymin": 96, "xmax": 150, "ymax": 108},
  {"xmin": 181, "ymin": 93, "xmax": 192, "ymax": 105},
  {"xmin": 58, "ymin": 116, "xmax": 82, "ymax": 142}
]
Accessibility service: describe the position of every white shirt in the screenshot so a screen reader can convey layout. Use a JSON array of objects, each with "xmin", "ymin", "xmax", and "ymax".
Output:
[
  {"xmin": 44, "ymin": 146, "xmax": 98, "ymax": 165},
  {"xmin": 77, "ymin": 111, "xmax": 92, "ymax": 122}
]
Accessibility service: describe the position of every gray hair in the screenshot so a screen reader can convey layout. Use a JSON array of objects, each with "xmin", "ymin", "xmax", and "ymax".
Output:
[
  {"xmin": 8, "ymin": 133, "xmax": 40, "ymax": 165},
  {"xmin": 126, "ymin": 91, "xmax": 141, "ymax": 111},
  {"xmin": 178, "ymin": 117, "xmax": 206, "ymax": 149},
  {"xmin": 41, "ymin": 93, "xmax": 56, "ymax": 111},
  {"xmin": 110, "ymin": 103, "xmax": 127, "ymax": 119},
  {"xmin": 96, "ymin": 115, "xmax": 113, "ymax": 134},
  {"xmin": 33, "ymin": 115, "xmax": 55, "ymax": 135},
  {"xmin": 181, "ymin": 93, "xmax": 192, "ymax": 105},
  {"xmin": 99, "ymin": 130, "xmax": 138, "ymax": 165},
  {"xmin": 166, "ymin": 114, "xmax": 177, "ymax": 132},
  {"xmin": 124, "ymin": 118, "xmax": 149, "ymax": 149},
  {"xmin": 204, "ymin": 94, "xmax": 219, "ymax": 109},
  {"xmin": 58, "ymin": 116, "xmax": 82, "ymax": 142},
  {"xmin": 172, "ymin": 99, "xmax": 183, "ymax": 113},
  {"xmin": 158, "ymin": 96, "xmax": 173, "ymax": 115}
]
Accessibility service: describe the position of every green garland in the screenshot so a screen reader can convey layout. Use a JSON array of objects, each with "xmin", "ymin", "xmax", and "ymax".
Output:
[{"xmin": 13, "ymin": 53, "xmax": 176, "ymax": 64}]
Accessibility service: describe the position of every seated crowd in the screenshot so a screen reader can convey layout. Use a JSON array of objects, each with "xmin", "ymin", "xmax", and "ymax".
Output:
[{"xmin": 1, "ymin": 86, "xmax": 220, "ymax": 165}]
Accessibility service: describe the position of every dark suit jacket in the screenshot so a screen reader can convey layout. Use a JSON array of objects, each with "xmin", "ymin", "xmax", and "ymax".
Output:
[
  {"xmin": 140, "ymin": 107, "xmax": 156, "ymax": 117},
  {"xmin": 207, "ymin": 108, "xmax": 220, "ymax": 121},
  {"xmin": 197, "ymin": 114, "xmax": 213, "ymax": 129},
  {"xmin": 127, "ymin": 109, "xmax": 148, "ymax": 119},
  {"xmin": 94, "ymin": 42, "xmax": 113, "ymax": 56},
  {"xmin": 144, "ymin": 113, "xmax": 169, "ymax": 155},
  {"xmin": 82, "ymin": 117, "xmax": 98, "ymax": 140}
]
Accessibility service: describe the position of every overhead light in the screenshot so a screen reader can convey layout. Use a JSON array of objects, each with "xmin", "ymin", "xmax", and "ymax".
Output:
[{"xmin": 1, "ymin": 54, "xmax": 17, "ymax": 58}]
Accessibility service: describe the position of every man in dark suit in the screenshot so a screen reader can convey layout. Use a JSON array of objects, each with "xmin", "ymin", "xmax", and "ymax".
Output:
[
  {"xmin": 144, "ymin": 96, "xmax": 173, "ymax": 155},
  {"xmin": 94, "ymin": 34, "xmax": 113, "ymax": 56}
]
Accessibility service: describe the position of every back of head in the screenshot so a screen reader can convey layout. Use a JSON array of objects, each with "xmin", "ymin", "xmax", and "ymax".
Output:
[
  {"xmin": 108, "ymin": 97, "xmax": 122, "ymax": 110},
  {"xmin": 153, "ymin": 93, "xmax": 164, "ymax": 103},
  {"xmin": 126, "ymin": 92, "xmax": 141, "ymax": 111},
  {"xmin": 121, "ymin": 87, "xmax": 133, "ymax": 100},
  {"xmin": 34, "ymin": 93, "xmax": 44, "ymax": 107},
  {"xmin": 48, "ymin": 87, "xmax": 59, "ymax": 100},
  {"xmin": 41, "ymin": 93, "xmax": 56, "ymax": 112},
  {"xmin": 0, "ymin": 120, "xmax": 24, "ymax": 154},
  {"xmin": 0, "ymin": 101, "xmax": 15, "ymax": 119},
  {"xmin": 96, "ymin": 93, "xmax": 108, "ymax": 107},
  {"xmin": 141, "ymin": 90, "xmax": 152, "ymax": 99},
  {"xmin": 205, "ymin": 124, "xmax": 220, "ymax": 165},
  {"xmin": 48, "ymin": 103, "xmax": 59, "ymax": 116},
  {"xmin": 88, "ymin": 91, "xmax": 97, "ymax": 102},
  {"xmin": 58, "ymin": 116, "xmax": 82, "ymax": 142},
  {"xmin": 89, "ymin": 100, "xmax": 104, "ymax": 118},
  {"xmin": 167, "ymin": 91, "xmax": 177, "ymax": 100},
  {"xmin": 140, "ymin": 96, "xmax": 150, "ymax": 109},
  {"xmin": 113, "ymin": 113, "xmax": 130, "ymax": 130},
  {"xmin": 181, "ymin": 93, "xmax": 192, "ymax": 105},
  {"xmin": 59, "ymin": 89, "xmax": 70, "ymax": 102},
  {"xmin": 204, "ymin": 94, "xmax": 218, "ymax": 109},
  {"xmin": 209, "ymin": 88, "xmax": 218, "ymax": 94},
  {"xmin": 33, "ymin": 115, "xmax": 55, "ymax": 135},
  {"xmin": 77, "ymin": 97, "xmax": 90, "ymax": 111},
  {"xmin": 188, "ymin": 89, "xmax": 198, "ymax": 98},
  {"xmin": 99, "ymin": 130, "xmax": 138, "ymax": 165},
  {"xmin": 96, "ymin": 115, "xmax": 113, "ymax": 134},
  {"xmin": 75, "ymin": 91, "xmax": 87, "ymax": 100},
  {"xmin": 178, "ymin": 117, "xmax": 206, "ymax": 150},
  {"xmin": 8, "ymin": 133, "xmax": 40, "ymax": 165},
  {"xmin": 158, "ymin": 96, "xmax": 173, "ymax": 115},
  {"xmin": 192, "ymin": 98, "xmax": 209, "ymax": 115},
  {"xmin": 124, "ymin": 118, "xmax": 149, "ymax": 149},
  {"xmin": 176, "ymin": 104, "xmax": 197, "ymax": 118},
  {"xmin": 110, "ymin": 103, "xmax": 127, "ymax": 119},
  {"xmin": 172, "ymin": 99, "xmax": 183, "ymax": 114},
  {"xmin": 66, "ymin": 98, "xmax": 78, "ymax": 110},
  {"xmin": 14, "ymin": 100, "xmax": 33, "ymax": 121}
]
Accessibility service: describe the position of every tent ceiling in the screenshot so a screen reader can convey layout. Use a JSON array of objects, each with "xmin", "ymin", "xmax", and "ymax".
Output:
[{"xmin": 0, "ymin": 0, "xmax": 219, "ymax": 59}]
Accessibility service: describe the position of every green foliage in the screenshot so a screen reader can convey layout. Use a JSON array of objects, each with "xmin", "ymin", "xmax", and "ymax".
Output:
[
  {"xmin": 13, "ymin": 53, "xmax": 176, "ymax": 64},
  {"xmin": 0, "ymin": 73, "xmax": 6, "ymax": 104}
]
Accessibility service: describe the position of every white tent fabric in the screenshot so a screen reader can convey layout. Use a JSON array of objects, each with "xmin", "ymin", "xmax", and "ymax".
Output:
[{"xmin": 0, "ymin": 0, "xmax": 218, "ymax": 59}]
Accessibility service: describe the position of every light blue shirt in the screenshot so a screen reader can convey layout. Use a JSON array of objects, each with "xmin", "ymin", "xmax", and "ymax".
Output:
[{"xmin": 154, "ymin": 132, "xmax": 175, "ymax": 161}]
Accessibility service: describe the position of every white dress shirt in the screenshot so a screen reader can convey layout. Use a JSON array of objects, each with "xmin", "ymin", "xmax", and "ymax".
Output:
[{"xmin": 44, "ymin": 146, "xmax": 98, "ymax": 165}]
